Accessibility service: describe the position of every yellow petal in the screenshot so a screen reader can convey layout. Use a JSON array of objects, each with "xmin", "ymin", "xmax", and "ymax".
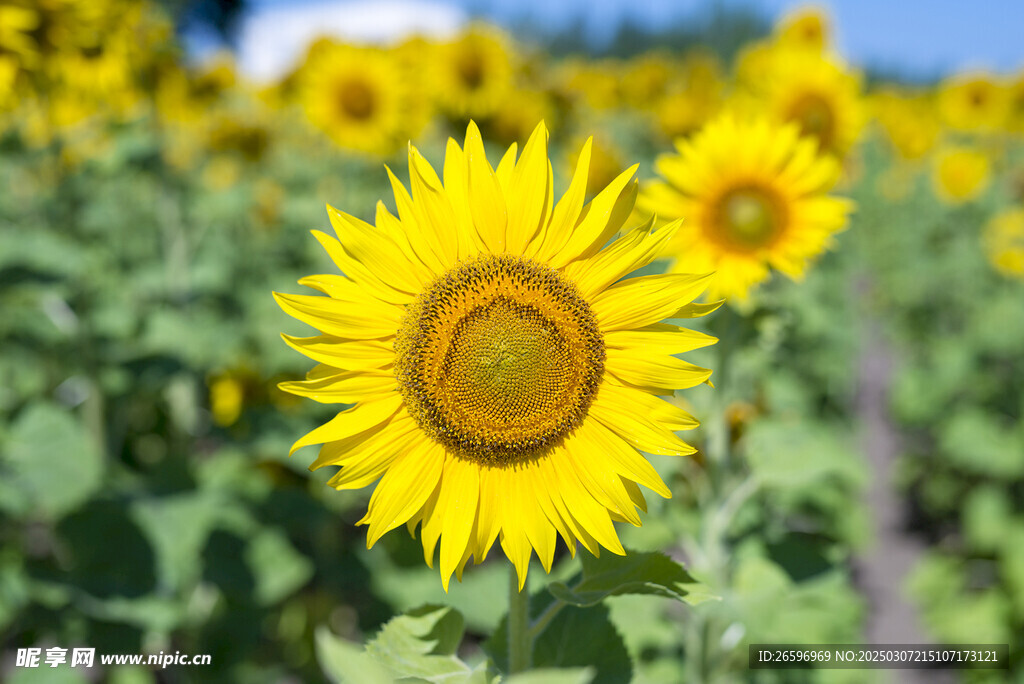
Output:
[
  {"xmin": 604, "ymin": 323, "xmax": 717, "ymax": 356},
  {"xmin": 505, "ymin": 122, "xmax": 552, "ymax": 254},
  {"xmin": 289, "ymin": 393, "xmax": 403, "ymax": 456},
  {"xmin": 605, "ymin": 347, "xmax": 712, "ymax": 393},
  {"xmin": 465, "ymin": 121, "xmax": 508, "ymax": 253},
  {"xmin": 385, "ymin": 165, "xmax": 448, "ymax": 274},
  {"xmin": 561, "ymin": 431, "xmax": 642, "ymax": 525},
  {"xmin": 563, "ymin": 215, "xmax": 674, "ymax": 298},
  {"xmin": 579, "ymin": 419, "xmax": 675, "ymax": 497},
  {"xmin": 591, "ymin": 273, "xmax": 713, "ymax": 331},
  {"xmin": 326, "ymin": 205, "xmax": 429, "ymax": 294},
  {"xmin": 281, "ymin": 334, "xmax": 393, "ymax": 370},
  {"xmin": 442, "ymin": 138, "xmax": 485, "ymax": 259},
  {"xmin": 273, "ymin": 291, "xmax": 401, "ymax": 339},
  {"xmin": 437, "ymin": 458, "xmax": 480, "ymax": 591},
  {"xmin": 408, "ymin": 145, "xmax": 461, "ymax": 265},
  {"xmin": 364, "ymin": 437, "xmax": 445, "ymax": 546},
  {"xmin": 531, "ymin": 137, "xmax": 591, "ymax": 260},
  {"xmin": 548, "ymin": 165, "xmax": 639, "ymax": 268},
  {"xmin": 548, "ymin": 447, "xmax": 625, "ymax": 556},
  {"xmin": 278, "ymin": 368, "xmax": 396, "ymax": 404},
  {"xmin": 310, "ymin": 230, "xmax": 412, "ymax": 305}
]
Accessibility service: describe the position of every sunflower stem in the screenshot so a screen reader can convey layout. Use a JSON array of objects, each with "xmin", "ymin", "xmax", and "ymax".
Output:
[{"xmin": 507, "ymin": 565, "xmax": 531, "ymax": 674}]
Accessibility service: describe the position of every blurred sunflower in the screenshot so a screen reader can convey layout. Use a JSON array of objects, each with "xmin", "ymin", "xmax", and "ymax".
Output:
[
  {"xmin": 872, "ymin": 88, "xmax": 941, "ymax": 161},
  {"xmin": 556, "ymin": 58, "xmax": 622, "ymax": 111},
  {"xmin": 155, "ymin": 54, "xmax": 237, "ymax": 125},
  {"xmin": 931, "ymin": 146, "xmax": 991, "ymax": 204},
  {"xmin": 276, "ymin": 122, "xmax": 716, "ymax": 589},
  {"xmin": 759, "ymin": 50, "xmax": 865, "ymax": 158},
  {"xmin": 938, "ymin": 73, "xmax": 1010, "ymax": 132},
  {"xmin": 434, "ymin": 26, "xmax": 514, "ymax": 120},
  {"xmin": 299, "ymin": 42, "xmax": 426, "ymax": 157},
  {"xmin": 654, "ymin": 52, "xmax": 724, "ymax": 139},
  {"xmin": 0, "ymin": 4, "xmax": 38, "ymax": 61},
  {"xmin": 485, "ymin": 88, "xmax": 555, "ymax": 146},
  {"xmin": 984, "ymin": 207, "xmax": 1024, "ymax": 278},
  {"xmin": 639, "ymin": 114, "xmax": 853, "ymax": 302},
  {"xmin": 0, "ymin": 56, "xmax": 17, "ymax": 111},
  {"xmin": 48, "ymin": 34, "xmax": 140, "ymax": 116},
  {"xmin": 775, "ymin": 6, "xmax": 831, "ymax": 52},
  {"xmin": 1005, "ymin": 72, "xmax": 1024, "ymax": 133}
]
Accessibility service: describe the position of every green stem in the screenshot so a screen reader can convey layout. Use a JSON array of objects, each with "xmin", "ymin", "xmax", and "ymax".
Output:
[
  {"xmin": 507, "ymin": 565, "xmax": 531, "ymax": 674},
  {"xmin": 527, "ymin": 598, "xmax": 564, "ymax": 641}
]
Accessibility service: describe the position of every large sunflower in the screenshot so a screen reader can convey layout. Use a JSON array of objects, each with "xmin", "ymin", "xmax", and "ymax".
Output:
[
  {"xmin": 299, "ymin": 42, "xmax": 426, "ymax": 157},
  {"xmin": 639, "ymin": 113, "xmax": 853, "ymax": 302},
  {"xmin": 276, "ymin": 122, "xmax": 716, "ymax": 590}
]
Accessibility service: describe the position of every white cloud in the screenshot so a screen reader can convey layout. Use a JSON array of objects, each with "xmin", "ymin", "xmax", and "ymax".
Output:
[{"xmin": 237, "ymin": 0, "xmax": 468, "ymax": 82}]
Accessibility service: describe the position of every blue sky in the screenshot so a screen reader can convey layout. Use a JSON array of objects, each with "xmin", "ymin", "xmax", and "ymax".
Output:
[{"xmin": 233, "ymin": 0, "xmax": 1024, "ymax": 80}]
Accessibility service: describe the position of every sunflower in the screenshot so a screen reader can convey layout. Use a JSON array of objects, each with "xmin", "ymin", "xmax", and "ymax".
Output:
[
  {"xmin": 984, "ymin": 208, "xmax": 1024, "ymax": 278},
  {"xmin": 775, "ymin": 6, "xmax": 831, "ymax": 52},
  {"xmin": 937, "ymin": 72, "xmax": 1010, "ymax": 133},
  {"xmin": 299, "ymin": 42, "xmax": 426, "ymax": 157},
  {"xmin": 276, "ymin": 122, "xmax": 717, "ymax": 590},
  {"xmin": 871, "ymin": 88, "xmax": 940, "ymax": 161},
  {"xmin": 754, "ymin": 49, "xmax": 865, "ymax": 158},
  {"xmin": 433, "ymin": 26, "xmax": 514, "ymax": 121},
  {"xmin": 931, "ymin": 146, "xmax": 991, "ymax": 204},
  {"xmin": 638, "ymin": 113, "xmax": 853, "ymax": 302}
]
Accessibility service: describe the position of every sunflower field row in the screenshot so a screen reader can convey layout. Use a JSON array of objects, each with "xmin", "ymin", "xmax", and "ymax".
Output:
[{"xmin": 1, "ymin": 0, "xmax": 1023, "ymax": 683}]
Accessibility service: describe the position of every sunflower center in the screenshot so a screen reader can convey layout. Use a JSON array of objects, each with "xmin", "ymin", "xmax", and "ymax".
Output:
[
  {"xmin": 788, "ymin": 92, "xmax": 835, "ymax": 149},
  {"xmin": 336, "ymin": 78, "xmax": 376, "ymax": 120},
  {"xmin": 395, "ymin": 255, "xmax": 604, "ymax": 465},
  {"xmin": 714, "ymin": 186, "xmax": 784, "ymax": 249},
  {"xmin": 457, "ymin": 52, "xmax": 485, "ymax": 90}
]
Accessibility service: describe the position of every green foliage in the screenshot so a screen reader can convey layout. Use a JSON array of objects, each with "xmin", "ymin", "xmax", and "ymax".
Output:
[
  {"xmin": 548, "ymin": 550, "xmax": 707, "ymax": 607},
  {"xmin": 317, "ymin": 605, "xmax": 492, "ymax": 684}
]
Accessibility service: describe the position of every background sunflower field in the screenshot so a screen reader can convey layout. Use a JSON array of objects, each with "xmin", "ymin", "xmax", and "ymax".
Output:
[{"xmin": 1, "ymin": 0, "xmax": 1022, "ymax": 682}]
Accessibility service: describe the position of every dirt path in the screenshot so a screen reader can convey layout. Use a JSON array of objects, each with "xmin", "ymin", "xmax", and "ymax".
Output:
[{"xmin": 854, "ymin": 310, "xmax": 953, "ymax": 684}]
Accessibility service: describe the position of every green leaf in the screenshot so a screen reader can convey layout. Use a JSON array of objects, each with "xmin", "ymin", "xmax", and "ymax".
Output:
[
  {"xmin": 939, "ymin": 409, "xmax": 1024, "ymax": 478},
  {"xmin": 503, "ymin": 668, "xmax": 595, "ymax": 684},
  {"xmin": 245, "ymin": 528, "xmax": 314, "ymax": 606},
  {"xmin": 487, "ymin": 599, "xmax": 629, "ymax": 684},
  {"xmin": 530, "ymin": 604, "xmax": 630, "ymax": 684},
  {"xmin": 131, "ymin": 492, "xmax": 221, "ymax": 591},
  {"xmin": 0, "ymin": 402, "xmax": 104, "ymax": 519},
  {"xmin": 744, "ymin": 419, "xmax": 864, "ymax": 488},
  {"xmin": 365, "ymin": 604, "xmax": 482, "ymax": 682},
  {"xmin": 547, "ymin": 550, "xmax": 710, "ymax": 607},
  {"xmin": 316, "ymin": 626, "xmax": 393, "ymax": 684}
]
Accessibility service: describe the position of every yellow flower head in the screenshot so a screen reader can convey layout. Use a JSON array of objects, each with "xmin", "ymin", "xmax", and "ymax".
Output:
[
  {"xmin": 984, "ymin": 207, "xmax": 1024, "ymax": 278},
  {"xmin": 276, "ymin": 122, "xmax": 717, "ymax": 590},
  {"xmin": 299, "ymin": 42, "xmax": 427, "ymax": 157},
  {"xmin": 871, "ymin": 88, "xmax": 941, "ymax": 161},
  {"xmin": 654, "ymin": 52, "xmax": 724, "ymax": 139},
  {"xmin": 639, "ymin": 113, "xmax": 853, "ymax": 302},
  {"xmin": 433, "ymin": 26, "xmax": 514, "ymax": 120},
  {"xmin": 759, "ymin": 50, "xmax": 865, "ymax": 157},
  {"xmin": 938, "ymin": 72, "xmax": 1010, "ymax": 132},
  {"xmin": 931, "ymin": 146, "xmax": 991, "ymax": 204},
  {"xmin": 555, "ymin": 58, "xmax": 622, "ymax": 111},
  {"xmin": 775, "ymin": 5, "xmax": 831, "ymax": 52},
  {"xmin": 1005, "ymin": 71, "xmax": 1024, "ymax": 133}
]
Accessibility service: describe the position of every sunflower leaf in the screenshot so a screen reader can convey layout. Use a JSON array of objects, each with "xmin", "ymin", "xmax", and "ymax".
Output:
[
  {"xmin": 503, "ymin": 668, "xmax": 595, "ymax": 684},
  {"xmin": 488, "ymin": 602, "xmax": 629, "ymax": 684},
  {"xmin": 315, "ymin": 626, "xmax": 392, "ymax": 684},
  {"xmin": 362, "ymin": 604, "xmax": 492, "ymax": 683},
  {"xmin": 547, "ymin": 550, "xmax": 714, "ymax": 607}
]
